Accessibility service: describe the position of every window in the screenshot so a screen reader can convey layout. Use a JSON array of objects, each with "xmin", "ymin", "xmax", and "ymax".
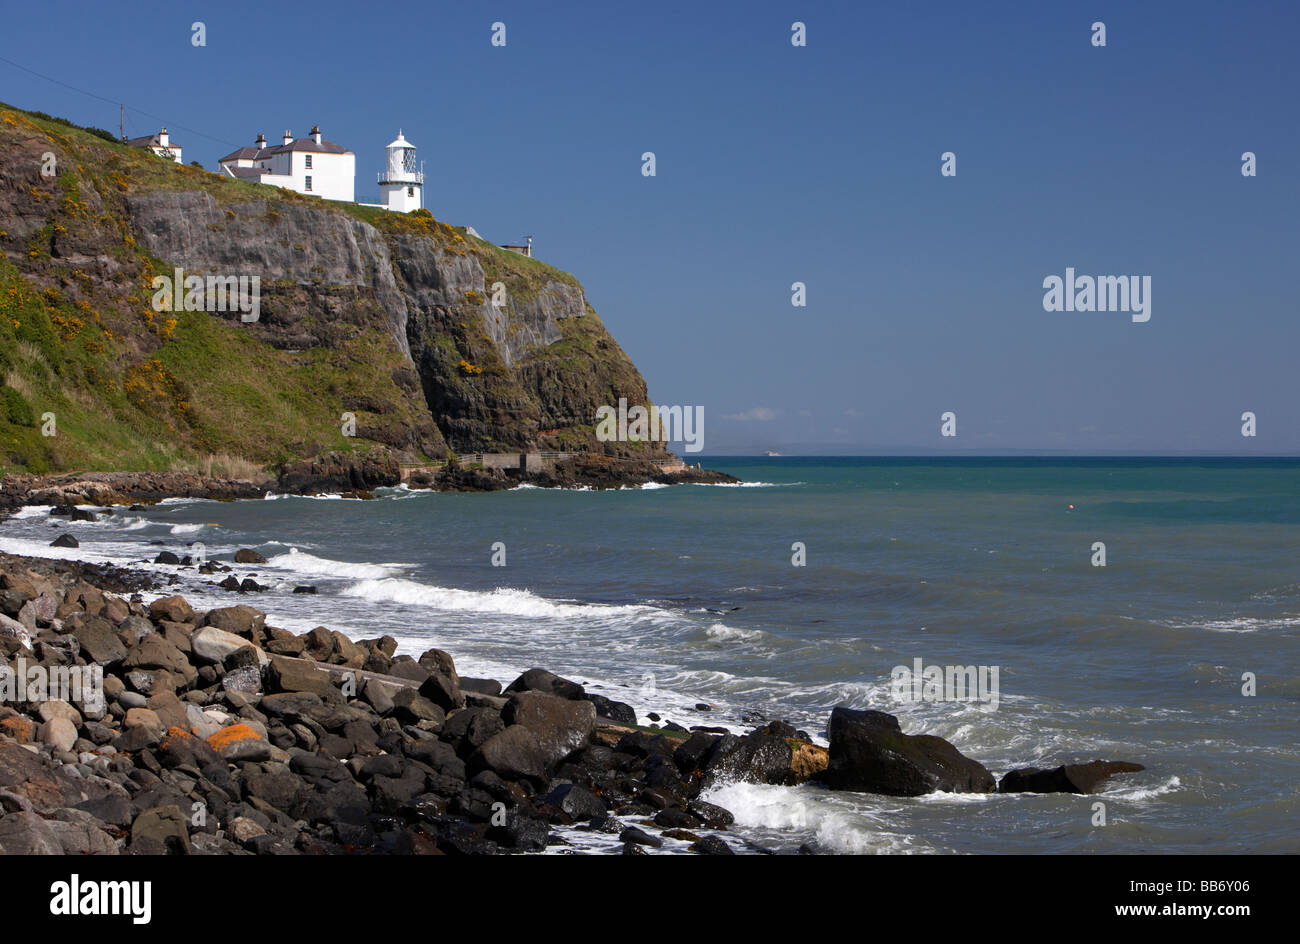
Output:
[
  {"xmin": 304, "ymin": 154, "xmax": 312, "ymax": 169},
  {"xmin": 407, "ymin": 187, "xmax": 414, "ymax": 197},
  {"xmin": 304, "ymin": 175, "xmax": 312, "ymax": 192}
]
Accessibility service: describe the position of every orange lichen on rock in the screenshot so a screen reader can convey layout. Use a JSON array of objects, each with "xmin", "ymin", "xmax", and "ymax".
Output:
[
  {"xmin": 161, "ymin": 725, "xmax": 197, "ymax": 748},
  {"xmin": 0, "ymin": 716, "xmax": 36, "ymax": 744},
  {"xmin": 206, "ymin": 723, "xmax": 262, "ymax": 752}
]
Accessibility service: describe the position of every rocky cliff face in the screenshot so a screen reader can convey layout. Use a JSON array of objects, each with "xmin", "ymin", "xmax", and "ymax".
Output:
[{"xmin": 0, "ymin": 103, "xmax": 664, "ymax": 472}]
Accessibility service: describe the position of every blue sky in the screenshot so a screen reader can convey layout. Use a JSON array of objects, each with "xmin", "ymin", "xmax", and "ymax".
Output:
[{"xmin": 3, "ymin": 0, "xmax": 1297, "ymax": 454}]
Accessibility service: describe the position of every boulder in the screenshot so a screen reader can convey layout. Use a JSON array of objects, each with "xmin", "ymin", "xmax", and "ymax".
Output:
[
  {"xmin": 148, "ymin": 595, "xmax": 195, "ymax": 624},
  {"xmin": 541, "ymin": 782, "xmax": 606, "ymax": 821},
  {"xmin": 0, "ymin": 810, "xmax": 64, "ymax": 854},
  {"xmin": 122, "ymin": 635, "xmax": 193, "ymax": 679},
  {"xmin": 267, "ymin": 656, "xmax": 333, "ymax": 696},
  {"xmin": 583, "ymin": 693, "xmax": 636, "ymax": 725},
  {"xmin": 701, "ymin": 733, "xmax": 799, "ymax": 788},
  {"xmin": 819, "ymin": 707, "xmax": 995, "ymax": 796},
  {"xmin": 36, "ymin": 700, "xmax": 82, "ymax": 727},
  {"xmin": 192, "ymin": 626, "xmax": 267, "ymax": 666},
  {"xmin": 130, "ymin": 805, "xmax": 191, "ymax": 854},
  {"xmin": 390, "ymin": 688, "xmax": 445, "ymax": 725},
  {"xmin": 234, "ymin": 549, "xmax": 268, "ymax": 564},
  {"xmin": 416, "ymin": 647, "xmax": 458, "ymax": 682},
  {"xmin": 502, "ymin": 692, "xmax": 595, "ymax": 767},
  {"xmin": 50, "ymin": 534, "xmax": 79, "ymax": 548},
  {"xmin": 470, "ymin": 725, "xmax": 547, "ymax": 783},
  {"xmin": 206, "ymin": 722, "xmax": 272, "ymax": 762},
  {"xmin": 459, "ymin": 677, "xmax": 502, "ymax": 696},
  {"xmin": 123, "ymin": 707, "xmax": 164, "ymax": 735},
  {"xmin": 38, "ymin": 717, "xmax": 78, "ymax": 753},
  {"xmin": 203, "ymin": 604, "xmax": 266, "ymax": 639},
  {"xmin": 505, "ymin": 667, "xmax": 585, "ymax": 700},
  {"xmin": 417, "ymin": 670, "xmax": 464, "ymax": 711},
  {"xmin": 301, "ymin": 626, "xmax": 335, "ymax": 661},
  {"xmin": 998, "ymin": 760, "xmax": 1145, "ymax": 794},
  {"xmin": 70, "ymin": 615, "xmax": 127, "ymax": 665}
]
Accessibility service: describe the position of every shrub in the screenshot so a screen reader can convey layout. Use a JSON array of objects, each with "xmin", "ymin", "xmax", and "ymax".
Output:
[{"xmin": 0, "ymin": 386, "xmax": 35, "ymax": 426}]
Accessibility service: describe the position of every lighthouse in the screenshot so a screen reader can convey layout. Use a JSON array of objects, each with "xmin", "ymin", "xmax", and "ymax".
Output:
[{"xmin": 377, "ymin": 131, "xmax": 423, "ymax": 212}]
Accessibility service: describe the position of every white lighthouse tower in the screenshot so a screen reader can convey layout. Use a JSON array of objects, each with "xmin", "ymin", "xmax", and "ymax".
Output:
[{"xmin": 378, "ymin": 131, "xmax": 423, "ymax": 212}]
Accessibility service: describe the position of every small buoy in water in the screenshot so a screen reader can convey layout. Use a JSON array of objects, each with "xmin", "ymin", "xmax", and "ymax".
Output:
[{"xmin": 1067, "ymin": 504, "xmax": 1074, "ymax": 510}]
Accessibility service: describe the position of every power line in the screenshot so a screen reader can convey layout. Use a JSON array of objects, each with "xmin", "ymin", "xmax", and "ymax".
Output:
[{"xmin": 0, "ymin": 52, "xmax": 241, "ymax": 150}]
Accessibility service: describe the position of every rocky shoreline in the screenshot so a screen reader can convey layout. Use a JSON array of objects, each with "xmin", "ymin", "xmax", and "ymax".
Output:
[
  {"xmin": 0, "ymin": 536, "xmax": 1146, "ymax": 855},
  {"xmin": 0, "ymin": 452, "xmax": 737, "ymax": 521}
]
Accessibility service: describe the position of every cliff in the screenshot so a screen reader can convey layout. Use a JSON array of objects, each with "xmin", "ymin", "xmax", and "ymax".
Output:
[{"xmin": 0, "ymin": 103, "xmax": 666, "ymax": 476}]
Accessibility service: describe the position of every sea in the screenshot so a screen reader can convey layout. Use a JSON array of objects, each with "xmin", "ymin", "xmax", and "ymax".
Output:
[{"xmin": 3, "ymin": 456, "xmax": 1297, "ymax": 855}]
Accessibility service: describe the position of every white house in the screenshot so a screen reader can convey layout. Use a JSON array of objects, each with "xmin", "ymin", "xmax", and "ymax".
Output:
[
  {"xmin": 127, "ymin": 127, "xmax": 182, "ymax": 163},
  {"xmin": 377, "ymin": 131, "xmax": 423, "ymax": 212},
  {"xmin": 218, "ymin": 126, "xmax": 355, "ymax": 202}
]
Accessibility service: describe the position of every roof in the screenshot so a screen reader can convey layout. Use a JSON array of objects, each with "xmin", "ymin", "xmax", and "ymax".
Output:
[
  {"xmin": 126, "ymin": 133, "xmax": 180, "ymax": 149},
  {"xmin": 219, "ymin": 138, "xmax": 351, "ymax": 164},
  {"xmin": 218, "ymin": 146, "xmax": 261, "ymax": 162},
  {"xmin": 223, "ymin": 166, "xmax": 267, "ymax": 180},
  {"xmin": 264, "ymin": 138, "xmax": 351, "ymax": 156},
  {"xmin": 386, "ymin": 133, "xmax": 413, "ymax": 149}
]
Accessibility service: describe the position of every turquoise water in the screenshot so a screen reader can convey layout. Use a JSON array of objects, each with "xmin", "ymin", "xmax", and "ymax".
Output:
[{"xmin": 5, "ymin": 457, "xmax": 1298, "ymax": 853}]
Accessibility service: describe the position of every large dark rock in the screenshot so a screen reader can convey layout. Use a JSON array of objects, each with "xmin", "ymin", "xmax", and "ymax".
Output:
[
  {"xmin": 441, "ymin": 707, "xmax": 505, "ymax": 757},
  {"xmin": 417, "ymin": 670, "xmax": 464, "ymax": 711},
  {"xmin": 819, "ymin": 707, "xmax": 995, "ymax": 796},
  {"xmin": 998, "ymin": 760, "xmax": 1145, "ymax": 794},
  {"xmin": 266, "ymin": 656, "xmax": 334, "ymax": 696},
  {"xmin": 583, "ymin": 693, "xmax": 636, "ymax": 724},
  {"xmin": 504, "ymin": 668, "xmax": 585, "ymax": 700},
  {"xmin": 540, "ymin": 782, "xmax": 607, "ymax": 821},
  {"xmin": 501, "ymin": 692, "xmax": 595, "ymax": 767},
  {"xmin": 276, "ymin": 451, "xmax": 400, "ymax": 495},
  {"xmin": 701, "ymin": 733, "xmax": 796, "ymax": 788},
  {"xmin": 470, "ymin": 726, "xmax": 547, "ymax": 784},
  {"xmin": 70, "ymin": 614, "xmax": 127, "ymax": 665}
]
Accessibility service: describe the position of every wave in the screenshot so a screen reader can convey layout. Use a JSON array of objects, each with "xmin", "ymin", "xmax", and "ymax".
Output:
[
  {"xmin": 1109, "ymin": 775, "xmax": 1181, "ymax": 802},
  {"xmin": 689, "ymin": 481, "xmax": 803, "ymax": 488},
  {"xmin": 509, "ymin": 483, "xmax": 593, "ymax": 491},
  {"xmin": 265, "ymin": 548, "xmax": 402, "ymax": 580},
  {"xmin": 702, "ymin": 623, "xmax": 766, "ymax": 644},
  {"xmin": 1162, "ymin": 616, "xmax": 1300, "ymax": 634},
  {"xmin": 340, "ymin": 576, "xmax": 654, "ymax": 621},
  {"xmin": 168, "ymin": 523, "xmax": 208, "ymax": 535},
  {"xmin": 701, "ymin": 782, "xmax": 932, "ymax": 854}
]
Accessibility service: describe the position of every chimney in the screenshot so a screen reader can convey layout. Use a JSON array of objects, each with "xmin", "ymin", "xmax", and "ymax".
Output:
[
  {"xmin": 283, "ymin": 129, "xmax": 293, "ymax": 146},
  {"xmin": 158, "ymin": 128, "xmax": 169, "ymax": 147},
  {"xmin": 255, "ymin": 133, "xmax": 266, "ymax": 150},
  {"xmin": 310, "ymin": 125, "xmax": 321, "ymax": 144}
]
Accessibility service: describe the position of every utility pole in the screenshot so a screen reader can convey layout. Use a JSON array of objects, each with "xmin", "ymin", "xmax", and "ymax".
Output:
[{"xmin": 120, "ymin": 104, "xmax": 124, "ymax": 142}]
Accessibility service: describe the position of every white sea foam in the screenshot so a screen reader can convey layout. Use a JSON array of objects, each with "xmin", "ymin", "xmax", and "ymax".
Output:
[
  {"xmin": 340, "ymin": 576, "xmax": 652, "ymax": 621},
  {"xmin": 265, "ymin": 548, "xmax": 400, "ymax": 580},
  {"xmin": 1168, "ymin": 616, "xmax": 1300, "ymax": 634},
  {"xmin": 702, "ymin": 782, "xmax": 930, "ymax": 854},
  {"xmin": 1109, "ymin": 775, "xmax": 1181, "ymax": 802},
  {"xmin": 689, "ymin": 481, "xmax": 800, "ymax": 488},
  {"xmin": 508, "ymin": 483, "xmax": 593, "ymax": 492},
  {"xmin": 703, "ymin": 623, "xmax": 764, "ymax": 643}
]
